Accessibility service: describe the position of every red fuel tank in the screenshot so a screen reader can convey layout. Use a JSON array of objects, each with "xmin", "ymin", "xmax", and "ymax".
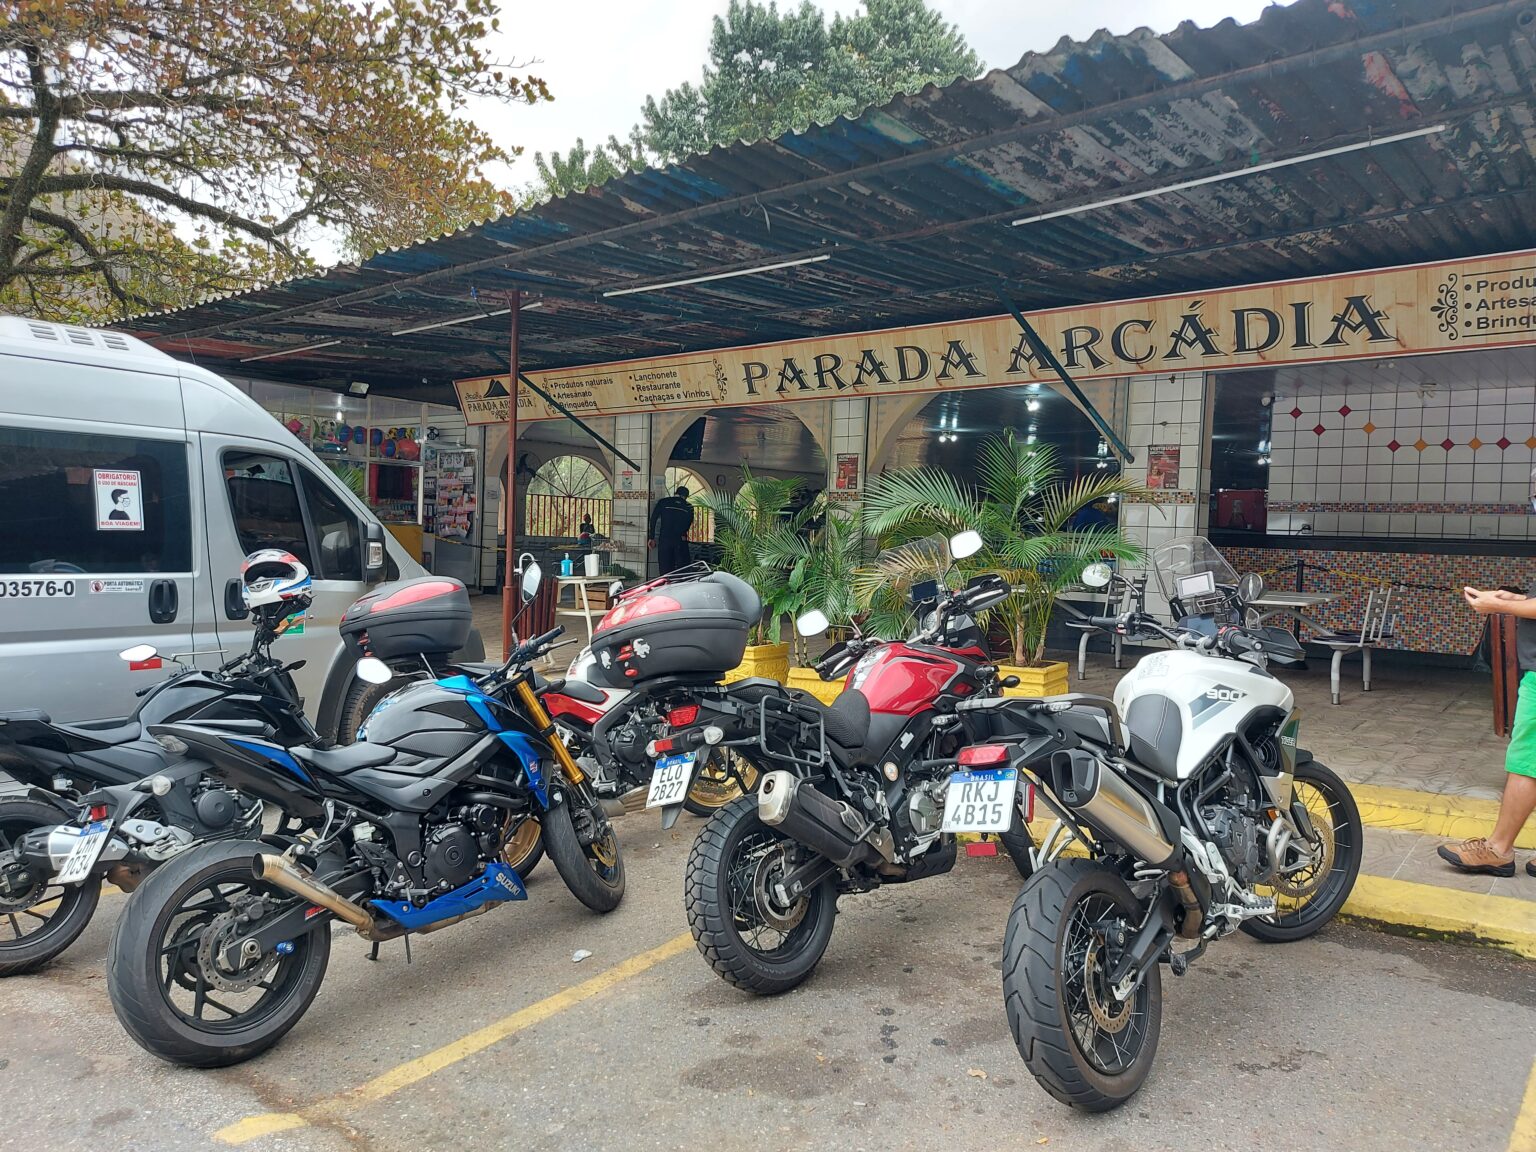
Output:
[{"xmin": 849, "ymin": 643, "xmax": 979, "ymax": 717}]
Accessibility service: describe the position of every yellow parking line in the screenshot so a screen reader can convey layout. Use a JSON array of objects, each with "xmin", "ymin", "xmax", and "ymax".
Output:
[
  {"xmin": 1511, "ymin": 1053, "xmax": 1536, "ymax": 1152},
  {"xmin": 214, "ymin": 931, "xmax": 695, "ymax": 1145}
]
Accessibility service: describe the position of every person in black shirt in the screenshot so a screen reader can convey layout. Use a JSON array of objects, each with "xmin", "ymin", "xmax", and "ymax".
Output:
[{"xmin": 648, "ymin": 486, "xmax": 694, "ymax": 576}]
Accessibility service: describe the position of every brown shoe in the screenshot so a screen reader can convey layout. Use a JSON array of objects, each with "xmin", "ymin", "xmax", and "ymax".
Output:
[{"xmin": 1437, "ymin": 838, "xmax": 1516, "ymax": 877}]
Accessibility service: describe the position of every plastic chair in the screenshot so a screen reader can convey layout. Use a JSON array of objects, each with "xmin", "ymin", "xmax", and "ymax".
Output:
[{"xmin": 1313, "ymin": 587, "xmax": 1395, "ymax": 705}]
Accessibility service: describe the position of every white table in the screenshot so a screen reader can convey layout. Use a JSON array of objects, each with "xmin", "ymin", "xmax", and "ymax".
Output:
[
  {"xmin": 1246, "ymin": 590, "xmax": 1339, "ymax": 633},
  {"xmin": 555, "ymin": 576, "xmax": 612, "ymax": 641}
]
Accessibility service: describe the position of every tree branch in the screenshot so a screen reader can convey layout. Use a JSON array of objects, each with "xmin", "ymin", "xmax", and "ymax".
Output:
[
  {"xmin": 19, "ymin": 206, "xmax": 148, "ymax": 309},
  {"xmin": 30, "ymin": 172, "xmax": 310, "ymax": 249},
  {"xmin": 0, "ymin": 46, "xmax": 61, "ymax": 282}
]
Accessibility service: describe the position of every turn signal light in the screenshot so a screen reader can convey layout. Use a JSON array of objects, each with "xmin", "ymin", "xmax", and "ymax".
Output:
[
  {"xmin": 958, "ymin": 744, "xmax": 1010, "ymax": 766},
  {"xmin": 667, "ymin": 704, "xmax": 699, "ymax": 726}
]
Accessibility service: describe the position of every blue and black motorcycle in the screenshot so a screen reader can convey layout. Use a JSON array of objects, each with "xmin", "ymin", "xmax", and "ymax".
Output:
[{"xmin": 105, "ymin": 564, "xmax": 624, "ymax": 1067}]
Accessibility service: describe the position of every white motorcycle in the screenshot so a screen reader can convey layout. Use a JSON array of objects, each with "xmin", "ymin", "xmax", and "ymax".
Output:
[{"xmin": 955, "ymin": 537, "xmax": 1362, "ymax": 1111}]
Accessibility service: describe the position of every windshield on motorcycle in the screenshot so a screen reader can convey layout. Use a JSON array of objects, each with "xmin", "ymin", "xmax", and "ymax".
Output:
[{"xmin": 1149, "ymin": 535, "xmax": 1239, "ymax": 607}]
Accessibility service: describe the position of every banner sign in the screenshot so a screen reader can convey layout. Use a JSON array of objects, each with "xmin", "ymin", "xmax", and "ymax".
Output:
[{"xmin": 453, "ymin": 250, "xmax": 1536, "ymax": 425}]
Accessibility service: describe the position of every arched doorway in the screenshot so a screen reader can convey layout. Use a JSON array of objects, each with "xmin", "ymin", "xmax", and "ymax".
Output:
[
  {"xmin": 523, "ymin": 454, "xmax": 613, "ymax": 539},
  {"xmin": 664, "ymin": 406, "xmax": 827, "ymax": 499},
  {"xmin": 664, "ymin": 465, "xmax": 712, "ymax": 542}
]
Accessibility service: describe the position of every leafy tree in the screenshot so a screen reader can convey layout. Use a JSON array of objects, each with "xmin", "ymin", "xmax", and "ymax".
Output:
[
  {"xmin": 0, "ymin": 0, "xmax": 549, "ymax": 321},
  {"xmin": 532, "ymin": 128, "xmax": 649, "ymax": 201},
  {"xmin": 642, "ymin": 0, "xmax": 980, "ymax": 163}
]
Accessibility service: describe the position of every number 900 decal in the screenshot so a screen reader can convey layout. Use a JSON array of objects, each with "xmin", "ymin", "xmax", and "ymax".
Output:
[{"xmin": 0, "ymin": 578, "xmax": 77, "ymax": 598}]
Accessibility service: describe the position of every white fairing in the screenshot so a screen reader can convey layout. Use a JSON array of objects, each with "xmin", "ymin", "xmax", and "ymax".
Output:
[
  {"xmin": 1113, "ymin": 649, "xmax": 1294, "ymax": 780},
  {"xmin": 566, "ymin": 647, "xmax": 628, "ymax": 714}
]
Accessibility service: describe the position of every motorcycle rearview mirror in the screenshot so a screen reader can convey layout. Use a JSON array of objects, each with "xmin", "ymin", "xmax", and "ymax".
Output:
[
  {"xmin": 796, "ymin": 609, "xmax": 830, "ymax": 637},
  {"xmin": 1238, "ymin": 572, "xmax": 1265, "ymax": 603},
  {"xmin": 608, "ymin": 579, "xmax": 624, "ymax": 599},
  {"xmin": 355, "ymin": 657, "xmax": 394, "ymax": 685},
  {"xmin": 119, "ymin": 643, "xmax": 158, "ymax": 663},
  {"xmin": 521, "ymin": 560, "xmax": 543, "ymax": 603},
  {"xmin": 949, "ymin": 530, "xmax": 983, "ymax": 560},
  {"xmin": 1081, "ymin": 562, "xmax": 1113, "ymax": 589}
]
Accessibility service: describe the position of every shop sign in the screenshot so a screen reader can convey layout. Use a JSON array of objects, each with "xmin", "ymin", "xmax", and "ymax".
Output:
[{"xmin": 454, "ymin": 249, "xmax": 1536, "ymax": 424}]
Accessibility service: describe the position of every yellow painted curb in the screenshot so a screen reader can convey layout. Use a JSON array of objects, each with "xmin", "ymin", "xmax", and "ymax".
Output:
[
  {"xmin": 1340, "ymin": 873, "xmax": 1536, "ymax": 960},
  {"xmin": 1351, "ymin": 783, "xmax": 1536, "ymax": 851}
]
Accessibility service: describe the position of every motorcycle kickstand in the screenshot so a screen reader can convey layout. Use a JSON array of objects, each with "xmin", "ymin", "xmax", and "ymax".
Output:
[{"xmin": 1169, "ymin": 938, "xmax": 1207, "ymax": 976}]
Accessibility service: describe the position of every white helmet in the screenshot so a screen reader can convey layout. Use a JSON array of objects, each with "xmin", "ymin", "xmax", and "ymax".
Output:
[{"xmin": 241, "ymin": 549, "xmax": 312, "ymax": 613}]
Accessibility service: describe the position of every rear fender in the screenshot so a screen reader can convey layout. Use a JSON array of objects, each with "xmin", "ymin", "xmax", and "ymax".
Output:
[{"xmin": 24, "ymin": 787, "xmax": 77, "ymax": 817}]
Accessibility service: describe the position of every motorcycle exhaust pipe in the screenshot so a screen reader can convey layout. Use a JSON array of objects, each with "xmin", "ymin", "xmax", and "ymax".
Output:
[
  {"xmin": 1052, "ymin": 751, "xmax": 1180, "ymax": 870},
  {"xmin": 758, "ymin": 770, "xmax": 879, "ymax": 869},
  {"xmin": 254, "ymin": 854, "xmax": 377, "ymax": 935}
]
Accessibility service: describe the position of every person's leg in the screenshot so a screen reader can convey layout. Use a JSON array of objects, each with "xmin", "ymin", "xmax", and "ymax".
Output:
[{"xmin": 1440, "ymin": 671, "xmax": 1536, "ymax": 876}]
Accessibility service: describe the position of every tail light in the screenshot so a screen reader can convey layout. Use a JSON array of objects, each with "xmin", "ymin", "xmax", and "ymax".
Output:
[
  {"xmin": 647, "ymin": 736, "xmax": 676, "ymax": 757},
  {"xmin": 667, "ymin": 704, "xmax": 699, "ymax": 726},
  {"xmin": 958, "ymin": 744, "xmax": 1011, "ymax": 766},
  {"xmin": 87, "ymin": 804, "xmax": 109, "ymax": 822},
  {"xmin": 597, "ymin": 593, "xmax": 682, "ymax": 631}
]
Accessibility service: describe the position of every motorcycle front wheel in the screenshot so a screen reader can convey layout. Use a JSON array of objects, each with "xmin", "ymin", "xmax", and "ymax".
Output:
[
  {"xmin": 682, "ymin": 749, "xmax": 760, "ymax": 816},
  {"xmin": 1002, "ymin": 858, "xmax": 1162, "ymax": 1112},
  {"xmin": 0, "ymin": 799, "xmax": 101, "ymax": 977},
  {"xmin": 1243, "ymin": 757, "xmax": 1362, "ymax": 943},
  {"xmin": 685, "ymin": 794, "xmax": 837, "ymax": 995},
  {"xmin": 543, "ymin": 788, "xmax": 624, "ymax": 913},
  {"xmin": 107, "ymin": 840, "xmax": 330, "ymax": 1068}
]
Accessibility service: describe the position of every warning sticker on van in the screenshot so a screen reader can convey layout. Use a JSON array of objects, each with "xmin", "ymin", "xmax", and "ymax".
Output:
[
  {"xmin": 89, "ymin": 579, "xmax": 144, "ymax": 594},
  {"xmin": 94, "ymin": 469, "xmax": 143, "ymax": 531}
]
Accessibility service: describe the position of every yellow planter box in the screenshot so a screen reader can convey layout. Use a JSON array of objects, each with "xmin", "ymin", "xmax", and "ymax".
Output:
[
  {"xmin": 999, "ymin": 660, "xmax": 1070, "ymax": 698},
  {"xmin": 723, "ymin": 642, "xmax": 790, "ymax": 685},
  {"xmin": 785, "ymin": 666, "xmax": 843, "ymax": 704}
]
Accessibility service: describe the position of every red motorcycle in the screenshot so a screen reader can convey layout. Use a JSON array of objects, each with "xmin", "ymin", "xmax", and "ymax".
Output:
[{"xmin": 642, "ymin": 532, "xmax": 1036, "ymax": 994}]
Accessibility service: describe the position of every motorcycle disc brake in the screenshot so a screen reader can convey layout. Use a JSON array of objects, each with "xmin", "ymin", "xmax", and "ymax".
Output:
[
  {"xmin": 197, "ymin": 907, "xmax": 281, "ymax": 993},
  {"xmin": 1271, "ymin": 813, "xmax": 1336, "ymax": 900},
  {"xmin": 1082, "ymin": 944, "xmax": 1132, "ymax": 1035},
  {"xmin": 751, "ymin": 846, "xmax": 807, "ymax": 933}
]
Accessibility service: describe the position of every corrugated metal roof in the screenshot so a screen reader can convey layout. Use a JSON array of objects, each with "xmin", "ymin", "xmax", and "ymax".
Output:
[{"xmin": 129, "ymin": 0, "xmax": 1536, "ymax": 402}]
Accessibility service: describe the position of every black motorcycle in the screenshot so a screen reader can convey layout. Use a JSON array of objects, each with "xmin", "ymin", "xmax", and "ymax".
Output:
[
  {"xmin": 0, "ymin": 598, "xmax": 316, "ymax": 976},
  {"xmin": 106, "ymin": 566, "xmax": 624, "ymax": 1067}
]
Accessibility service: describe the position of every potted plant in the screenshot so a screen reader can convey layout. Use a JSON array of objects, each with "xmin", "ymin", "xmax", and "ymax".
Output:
[
  {"xmin": 692, "ymin": 469, "xmax": 806, "ymax": 684},
  {"xmin": 759, "ymin": 498, "xmax": 861, "ymax": 704},
  {"xmin": 861, "ymin": 431, "xmax": 1146, "ymax": 697}
]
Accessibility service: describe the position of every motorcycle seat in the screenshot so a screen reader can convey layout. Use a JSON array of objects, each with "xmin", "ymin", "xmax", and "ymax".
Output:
[
  {"xmin": 803, "ymin": 689, "xmax": 871, "ymax": 753},
  {"xmin": 0, "ymin": 709, "xmax": 50, "ymax": 725},
  {"xmin": 291, "ymin": 742, "xmax": 397, "ymax": 774},
  {"xmin": 53, "ymin": 719, "xmax": 143, "ymax": 746}
]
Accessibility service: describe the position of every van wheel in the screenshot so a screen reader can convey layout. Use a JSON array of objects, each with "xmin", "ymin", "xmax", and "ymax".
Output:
[{"xmin": 336, "ymin": 676, "xmax": 400, "ymax": 745}]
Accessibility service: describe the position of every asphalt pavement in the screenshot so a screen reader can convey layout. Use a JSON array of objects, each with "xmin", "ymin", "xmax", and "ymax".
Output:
[{"xmin": 2, "ymin": 817, "xmax": 1534, "ymax": 1152}]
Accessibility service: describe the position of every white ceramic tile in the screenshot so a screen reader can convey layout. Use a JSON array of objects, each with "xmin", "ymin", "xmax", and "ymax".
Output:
[
  {"xmin": 1174, "ymin": 504, "xmax": 1197, "ymax": 529},
  {"xmin": 1418, "ymin": 461, "xmax": 1447, "ymax": 484},
  {"xmin": 1471, "ymin": 514, "xmax": 1502, "ymax": 538},
  {"xmin": 1417, "ymin": 481, "xmax": 1446, "ymax": 502},
  {"xmin": 1444, "ymin": 481, "xmax": 1473, "ymax": 501},
  {"xmin": 1310, "ymin": 512, "xmax": 1339, "ymax": 534},
  {"xmin": 1389, "ymin": 513, "xmax": 1418, "ymax": 536},
  {"xmin": 1502, "ymin": 480, "xmax": 1531, "ymax": 503},
  {"xmin": 1155, "ymin": 379, "xmax": 1183, "ymax": 403},
  {"xmin": 1338, "ymin": 512, "xmax": 1365, "ymax": 534},
  {"xmin": 1271, "ymin": 427, "xmax": 1295, "ymax": 449},
  {"xmin": 1363, "ymin": 513, "xmax": 1390, "ymax": 534},
  {"xmin": 1499, "ymin": 516, "xmax": 1530, "ymax": 538},
  {"xmin": 1446, "ymin": 462, "xmax": 1475, "ymax": 483},
  {"xmin": 1416, "ymin": 514, "xmax": 1444, "ymax": 538},
  {"xmin": 1390, "ymin": 482, "xmax": 1418, "ymax": 502},
  {"xmin": 1342, "ymin": 446, "xmax": 1368, "ymax": 467},
  {"xmin": 1316, "ymin": 447, "xmax": 1342, "ymax": 466},
  {"xmin": 1122, "ymin": 503, "xmax": 1150, "ymax": 527},
  {"xmin": 1340, "ymin": 463, "xmax": 1366, "ymax": 486},
  {"xmin": 1442, "ymin": 514, "xmax": 1471, "ymax": 537},
  {"xmin": 1473, "ymin": 479, "xmax": 1504, "ymax": 502}
]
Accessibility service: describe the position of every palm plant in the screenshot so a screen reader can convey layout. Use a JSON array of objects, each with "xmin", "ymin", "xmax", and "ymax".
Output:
[
  {"xmin": 692, "ymin": 469, "xmax": 806, "ymax": 645},
  {"xmin": 758, "ymin": 498, "xmax": 861, "ymax": 664},
  {"xmin": 861, "ymin": 431, "xmax": 1147, "ymax": 666}
]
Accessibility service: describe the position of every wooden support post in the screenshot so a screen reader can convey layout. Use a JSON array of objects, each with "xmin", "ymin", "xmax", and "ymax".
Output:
[{"xmin": 501, "ymin": 289, "xmax": 521, "ymax": 657}]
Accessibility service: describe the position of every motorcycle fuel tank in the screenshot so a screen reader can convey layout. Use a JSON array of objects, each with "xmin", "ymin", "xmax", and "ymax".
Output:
[
  {"xmin": 848, "ymin": 644, "xmax": 979, "ymax": 717},
  {"xmin": 356, "ymin": 680, "xmax": 492, "ymax": 761},
  {"xmin": 1112, "ymin": 648, "xmax": 1293, "ymax": 780}
]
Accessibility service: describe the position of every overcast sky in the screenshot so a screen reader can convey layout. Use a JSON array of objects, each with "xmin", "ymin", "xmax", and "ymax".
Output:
[{"xmin": 477, "ymin": 0, "xmax": 1284, "ymax": 191}]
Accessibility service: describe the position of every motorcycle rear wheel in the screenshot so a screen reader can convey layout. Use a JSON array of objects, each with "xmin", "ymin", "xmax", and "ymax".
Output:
[
  {"xmin": 1002, "ymin": 858, "xmax": 1162, "ymax": 1112},
  {"xmin": 682, "ymin": 749, "xmax": 760, "ymax": 816},
  {"xmin": 685, "ymin": 794, "xmax": 837, "ymax": 995},
  {"xmin": 107, "ymin": 840, "xmax": 330, "ymax": 1068},
  {"xmin": 543, "ymin": 789, "xmax": 624, "ymax": 913},
  {"xmin": 0, "ymin": 799, "xmax": 102, "ymax": 977}
]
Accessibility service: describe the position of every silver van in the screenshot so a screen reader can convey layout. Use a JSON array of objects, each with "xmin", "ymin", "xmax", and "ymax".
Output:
[{"xmin": 0, "ymin": 317, "xmax": 473, "ymax": 739}]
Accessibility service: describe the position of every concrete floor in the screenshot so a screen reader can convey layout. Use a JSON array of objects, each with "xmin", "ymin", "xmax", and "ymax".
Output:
[{"xmin": 3, "ymin": 821, "xmax": 1533, "ymax": 1152}]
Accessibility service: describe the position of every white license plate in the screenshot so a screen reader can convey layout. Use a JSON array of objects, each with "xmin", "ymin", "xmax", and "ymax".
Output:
[
  {"xmin": 940, "ymin": 768, "xmax": 1020, "ymax": 834},
  {"xmin": 0, "ymin": 577, "xmax": 77, "ymax": 599},
  {"xmin": 55, "ymin": 820, "xmax": 111, "ymax": 884},
  {"xmin": 647, "ymin": 753, "xmax": 696, "ymax": 808}
]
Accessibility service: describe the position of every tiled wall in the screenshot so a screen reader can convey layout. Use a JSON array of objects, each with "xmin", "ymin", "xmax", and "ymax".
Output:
[
  {"xmin": 1269, "ymin": 384, "xmax": 1536, "ymax": 539},
  {"xmin": 609, "ymin": 414, "xmax": 652, "ymax": 578},
  {"xmin": 1118, "ymin": 373, "xmax": 1206, "ymax": 621},
  {"xmin": 1223, "ymin": 545, "xmax": 1531, "ymax": 655},
  {"xmin": 828, "ymin": 397, "xmax": 866, "ymax": 518}
]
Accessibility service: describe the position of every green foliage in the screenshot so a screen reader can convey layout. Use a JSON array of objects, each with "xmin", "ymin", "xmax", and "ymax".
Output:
[
  {"xmin": 861, "ymin": 431, "xmax": 1148, "ymax": 665},
  {"xmin": 532, "ymin": 128, "xmax": 650, "ymax": 200},
  {"xmin": 757, "ymin": 497, "xmax": 861, "ymax": 664},
  {"xmin": 692, "ymin": 469, "xmax": 808, "ymax": 645},
  {"xmin": 1, "ymin": 0, "xmax": 550, "ymax": 321},
  {"xmin": 641, "ymin": 0, "xmax": 980, "ymax": 163}
]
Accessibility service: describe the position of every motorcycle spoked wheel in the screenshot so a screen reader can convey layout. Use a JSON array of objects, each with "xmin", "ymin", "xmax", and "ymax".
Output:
[
  {"xmin": 1243, "ymin": 758, "xmax": 1362, "ymax": 944},
  {"xmin": 542, "ymin": 787, "xmax": 624, "ymax": 913},
  {"xmin": 685, "ymin": 794, "xmax": 837, "ymax": 996},
  {"xmin": 107, "ymin": 840, "xmax": 330, "ymax": 1068},
  {"xmin": 682, "ymin": 749, "xmax": 760, "ymax": 816},
  {"xmin": 0, "ymin": 799, "xmax": 102, "ymax": 977},
  {"xmin": 1002, "ymin": 858, "xmax": 1162, "ymax": 1112}
]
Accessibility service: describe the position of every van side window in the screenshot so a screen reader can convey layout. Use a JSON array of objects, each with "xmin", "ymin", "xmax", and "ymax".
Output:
[
  {"xmin": 223, "ymin": 452, "xmax": 312, "ymax": 569},
  {"xmin": 298, "ymin": 467, "xmax": 361, "ymax": 580},
  {"xmin": 0, "ymin": 427, "xmax": 191, "ymax": 574}
]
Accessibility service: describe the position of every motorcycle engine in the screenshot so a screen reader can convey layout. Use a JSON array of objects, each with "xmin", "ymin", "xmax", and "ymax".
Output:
[
  {"xmin": 423, "ymin": 805, "xmax": 501, "ymax": 889},
  {"xmin": 1202, "ymin": 806, "xmax": 1265, "ymax": 889}
]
